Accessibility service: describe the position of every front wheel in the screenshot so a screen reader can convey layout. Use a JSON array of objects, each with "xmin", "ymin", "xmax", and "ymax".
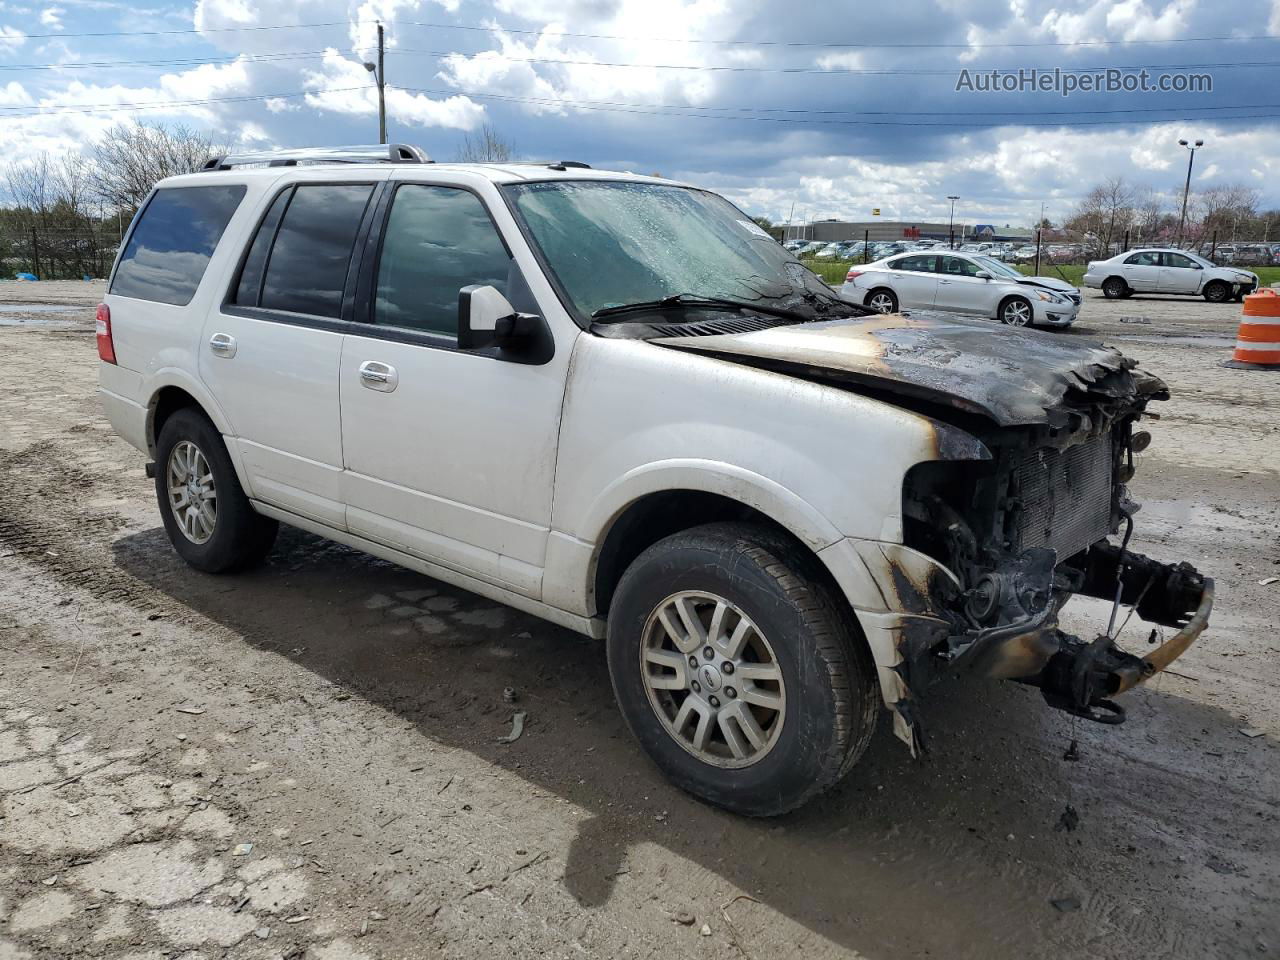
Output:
[
  {"xmin": 606, "ymin": 522, "xmax": 879, "ymax": 817},
  {"xmin": 155, "ymin": 408, "xmax": 278, "ymax": 573},
  {"xmin": 1203, "ymin": 280, "xmax": 1231, "ymax": 303},
  {"xmin": 999, "ymin": 296, "xmax": 1033, "ymax": 327}
]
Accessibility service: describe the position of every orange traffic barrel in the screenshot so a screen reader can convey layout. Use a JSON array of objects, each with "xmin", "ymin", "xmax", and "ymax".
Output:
[{"xmin": 1225, "ymin": 288, "xmax": 1280, "ymax": 369}]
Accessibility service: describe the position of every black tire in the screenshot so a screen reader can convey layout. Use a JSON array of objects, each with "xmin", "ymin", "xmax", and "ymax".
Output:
[
  {"xmin": 606, "ymin": 522, "xmax": 879, "ymax": 817},
  {"xmin": 1203, "ymin": 280, "xmax": 1231, "ymax": 303},
  {"xmin": 154, "ymin": 407, "xmax": 277, "ymax": 573},
  {"xmin": 864, "ymin": 288, "xmax": 898, "ymax": 314},
  {"xmin": 1101, "ymin": 276, "xmax": 1129, "ymax": 299}
]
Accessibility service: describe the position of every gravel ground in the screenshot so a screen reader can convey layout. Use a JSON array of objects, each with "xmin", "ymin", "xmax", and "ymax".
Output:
[{"xmin": 0, "ymin": 280, "xmax": 1276, "ymax": 960}]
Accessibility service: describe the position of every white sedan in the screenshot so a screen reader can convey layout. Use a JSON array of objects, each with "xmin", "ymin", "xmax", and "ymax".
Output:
[
  {"xmin": 1083, "ymin": 248, "xmax": 1258, "ymax": 302},
  {"xmin": 841, "ymin": 251, "xmax": 1081, "ymax": 328}
]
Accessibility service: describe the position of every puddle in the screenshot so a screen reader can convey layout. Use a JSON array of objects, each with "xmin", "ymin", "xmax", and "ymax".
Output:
[
  {"xmin": 0, "ymin": 304, "xmax": 84, "ymax": 326},
  {"xmin": 1110, "ymin": 333, "xmax": 1236, "ymax": 348}
]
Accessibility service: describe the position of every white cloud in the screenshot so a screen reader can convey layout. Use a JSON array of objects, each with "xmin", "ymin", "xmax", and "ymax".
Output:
[
  {"xmin": 303, "ymin": 47, "xmax": 485, "ymax": 130},
  {"xmin": 0, "ymin": 24, "xmax": 26, "ymax": 51},
  {"xmin": 0, "ymin": 79, "xmax": 32, "ymax": 105},
  {"xmin": 264, "ymin": 97, "xmax": 300, "ymax": 113},
  {"xmin": 39, "ymin": 5, "xmax": 63, "ymax": 28}
]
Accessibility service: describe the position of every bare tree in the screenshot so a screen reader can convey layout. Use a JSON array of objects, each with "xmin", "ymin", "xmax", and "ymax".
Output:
[
  {"xmin": 1184, "ymin": 184, "xmax": 1260, "ymax": 252},
  {"xmin": 90, "ymin": 122, "xmax": 227, "ymax": 213},
  {"xmin": 1064, "ymin": 177, "xmax": 1137, "ymax": 257},
  {"xmin": 455, "ymin": 124, "xmax": 516, "ymax": 163}
]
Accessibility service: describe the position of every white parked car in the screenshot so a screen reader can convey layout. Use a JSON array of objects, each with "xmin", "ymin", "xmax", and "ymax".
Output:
[
  {"xmin": 843, "ymin": 251, "xmax": 1081, "ymax": 327},
  {"xmin": 1084, "ymin": 248, "xmax": 1258, "ymax": 302},
  {"xmin": 98, "ymin": 145, "xmax": 1210, "ymax": 815}
]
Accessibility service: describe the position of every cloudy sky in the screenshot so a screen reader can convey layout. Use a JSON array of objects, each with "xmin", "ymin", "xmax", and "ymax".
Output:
[{"xmin": 2, "ymin": 0, "xmax": 1280, "ymax": 225}]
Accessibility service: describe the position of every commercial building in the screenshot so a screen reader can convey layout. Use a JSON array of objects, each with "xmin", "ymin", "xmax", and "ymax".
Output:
[{"xmin": 785, "ymin": 219, "xmax": 1035, "ymax": 244}]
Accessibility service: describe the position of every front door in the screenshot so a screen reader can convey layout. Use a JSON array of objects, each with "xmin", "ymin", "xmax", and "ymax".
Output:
[
  {"xmin": 1158, "ymin": 251, "xmax": 1203, "ymax": 293},
  {"xmin": 934, "ymin": 255, "xmax": 996, "ymax": 315},
  {"xmin": 339, "ymin": 181, "xmax": 569, "ymax": 598},
  {"xmin": 200, "ymin": 179, "xmax": 382, "ymax": 529}
]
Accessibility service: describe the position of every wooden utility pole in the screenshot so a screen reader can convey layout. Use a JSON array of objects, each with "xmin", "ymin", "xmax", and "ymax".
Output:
[{"xmin": 377, "ymin": 24, "xmax": 386, "ymax": 145}]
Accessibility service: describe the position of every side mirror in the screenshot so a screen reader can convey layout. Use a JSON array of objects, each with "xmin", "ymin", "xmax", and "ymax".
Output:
[
  {"xmin": 975, "ymin": 271, "xmax": 992, "ymax": 280},
  {"xmin": 458, "ymin": 285, "xmax": 540, "ymax": 352}
]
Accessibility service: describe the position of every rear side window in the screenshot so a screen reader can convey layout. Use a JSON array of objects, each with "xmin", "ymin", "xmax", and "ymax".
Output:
[
  {"xmin": 243, "ymin": 184, "xmax": 375, "ymax": 318},
  {"xmin": 110, "ymin": 185, "xmax": 246, "ymax": 306}
]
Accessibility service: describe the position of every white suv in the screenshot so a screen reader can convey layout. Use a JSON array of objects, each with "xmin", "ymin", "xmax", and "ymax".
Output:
[{"xmin": 98, "ymin": 145, "xmax": 1212, "ymax": 815}]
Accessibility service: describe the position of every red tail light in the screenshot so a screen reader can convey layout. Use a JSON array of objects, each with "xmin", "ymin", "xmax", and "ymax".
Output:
[
  {"xmin": 846, "ymin": 269, "xmax": 864, "ymax": 282},
  {"xmin": 96, "ymin": 303, "xmax": 116, "ymax": 364}
]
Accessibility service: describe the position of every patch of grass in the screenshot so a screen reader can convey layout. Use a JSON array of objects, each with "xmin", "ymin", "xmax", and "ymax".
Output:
[{"xmin": 1016, "ymin": 263, "xmax": 1086, "ymax": 286}]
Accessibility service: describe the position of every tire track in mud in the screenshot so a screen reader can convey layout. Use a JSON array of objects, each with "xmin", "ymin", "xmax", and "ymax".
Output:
[{"xmin": 0, "ymin": 439, "xmax": 168, "ymax": 617}]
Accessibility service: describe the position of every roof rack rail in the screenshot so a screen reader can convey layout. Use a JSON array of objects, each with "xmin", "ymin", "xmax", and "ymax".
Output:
[
  {"xmin": 545, "ymin": 160, "xmax": 591, "ymax": 170},
  {"xmin": 202, "ymin": 143, "xmax": 431, "ymax": 171}
]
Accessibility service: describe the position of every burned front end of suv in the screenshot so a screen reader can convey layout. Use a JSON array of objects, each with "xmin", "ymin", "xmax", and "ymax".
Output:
[{"xmin": 897, "ymin": 343, "xmax": 1212, "ymax": 747}]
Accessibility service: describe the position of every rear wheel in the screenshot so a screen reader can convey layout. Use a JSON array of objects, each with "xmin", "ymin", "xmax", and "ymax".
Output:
[
  {"xmin": 1101, "ymin": 276, "xmax": 1129, "ymax": 299},
  {"xmin": 999, "ymin": 296, "xmax": 1033, "ymax": 327},
  {"xmin": 155, "ymin": 408, "xmax": 277, "ymax": 573},
  {"xmin": 865, "ymin": 288, "xmax": 898, "ymax": 314},
  {"xmin": 606, "ymin": 522, "xmax": 879, "ymax": 816},
  {"xmin": 1203, "ymin": 280, "xmax": 1231, "ymax": 303}
]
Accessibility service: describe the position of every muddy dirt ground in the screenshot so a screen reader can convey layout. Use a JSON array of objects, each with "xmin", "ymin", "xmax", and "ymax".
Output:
[{"xmin": 0, "ymin": 280, "xmax": 1277, "ymax": 960}]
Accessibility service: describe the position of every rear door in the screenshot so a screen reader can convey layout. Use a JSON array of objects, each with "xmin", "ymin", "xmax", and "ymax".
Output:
[
  {"xmin": 884, "ymin": 254, "xmax": 939, "ymax": 308},
  {"xmin": 1120, "ymin": 251, "xmax": 1161, "ymax": 291},
  {"xmin": 1157, "ymin": 251, "xmax": 1203, "ymax": 293},
  {"xmin": 337, "ymin": 177, "xmax": 570, "ymax": 597},
  {"xmin": 199, "ymin": 175, "xmax": 386, "ymax": 528},
  {"xmin": 934, "ymin": 255, "xmax": 997, "ymax": 315}
]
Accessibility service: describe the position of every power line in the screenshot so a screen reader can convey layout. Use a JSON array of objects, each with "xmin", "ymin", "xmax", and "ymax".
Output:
[
  {"xmin": 4, "ymin": 81, "xmax": 1280, "ymax": 129},
  {"xmin": 6, "ymin": 45, "xmax": 1280, "ymax": 76},
  {"xmin": 19, "ymin": 17, "xmax": 1280, "ymax": 50},
  {"xmin": 0, "ymin": 87, "xmax": 365, "ymax": 116}
]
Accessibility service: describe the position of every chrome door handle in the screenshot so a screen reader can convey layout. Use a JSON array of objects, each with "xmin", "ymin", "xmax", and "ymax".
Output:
[
  {"xmin": 358, "ymin": 360, "xmax": 398, "ymax": 393},
  {"xmin": 208, "ymin": 333, "xmax": 237, "ymax": 358}
]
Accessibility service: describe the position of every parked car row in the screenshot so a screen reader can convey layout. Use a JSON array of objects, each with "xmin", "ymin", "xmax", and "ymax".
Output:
[{"xmin": 841, "ymin": 250, "xmax": 1081, "ymax": 328}]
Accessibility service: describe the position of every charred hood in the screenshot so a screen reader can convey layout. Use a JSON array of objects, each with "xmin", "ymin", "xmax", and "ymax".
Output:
[{"xmin": 652, "ymin": 310, "xmax": 1168, "ymax": 428}]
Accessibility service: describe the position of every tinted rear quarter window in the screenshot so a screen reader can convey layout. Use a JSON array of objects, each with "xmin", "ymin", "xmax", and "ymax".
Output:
[
  {"xmin": 258, "ymin": 184, "xmax": 375, "ymax": 318},
  {"xmin": 110, "ymin": 185, "xmax": 246, "ymax": 306}
]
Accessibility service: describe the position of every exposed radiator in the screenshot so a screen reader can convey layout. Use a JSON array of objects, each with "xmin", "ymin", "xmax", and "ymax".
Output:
[{"xmin": 1016, "ymin": 433, "xmax": 1114, "ymax": 562}]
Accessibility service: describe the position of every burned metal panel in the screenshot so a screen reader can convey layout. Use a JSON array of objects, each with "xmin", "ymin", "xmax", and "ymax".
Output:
[{"xmin": 653, "ymin": 311, "xmax": 1168, "ymax": 427}]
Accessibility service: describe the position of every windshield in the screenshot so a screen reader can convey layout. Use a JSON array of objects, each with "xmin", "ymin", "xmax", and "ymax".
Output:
[
  {"xmin": 503, "ymin": 180, "xmax": 838, "ymax": 319},
  {"xmin": 975, "ymin": 256, "xmax": 1023, "ymax": 279}
]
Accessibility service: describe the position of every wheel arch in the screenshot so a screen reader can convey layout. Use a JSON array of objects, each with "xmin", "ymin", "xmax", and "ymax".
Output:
[{"xmin": 144, "ymin": 371, "xmax": 251, "ymax": 493}]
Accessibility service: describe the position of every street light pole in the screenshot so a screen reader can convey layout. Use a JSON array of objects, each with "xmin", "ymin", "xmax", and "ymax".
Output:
[
  {"xmin": 363, "ymin": 23, "xmax": 387, "ymax": 145},
  {"xmin": 1177, "ymin": 138, "xmax": 1203, "ymax": 249},
  {"xmin": 946, "ymin": 195, "xmax": 959, "ymax": 249}
]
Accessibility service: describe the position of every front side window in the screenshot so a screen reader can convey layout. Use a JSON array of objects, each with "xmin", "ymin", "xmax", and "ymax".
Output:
[
  {"xmin": 504, "ymin": 180, "xmax": 835, "ymax": 319},
  {"xmin": 373, "ymin": 185, "xmax": 509, "ymax": 336},
  {"xmin": 1163, "ymin": 252, "xmax": 1195, "ymax": 269},
  {"xmin": 111, "ymin": 185, "xmax": 246, "ymax": 306},
  {"xmin": 257, "ymin": 183, "xmax": 375, "ymax": 318}
]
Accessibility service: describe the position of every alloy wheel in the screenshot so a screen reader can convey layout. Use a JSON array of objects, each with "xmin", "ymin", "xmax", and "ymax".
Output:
[
  {"xmin": 1003, "ymin": 300, "xmax": 1032, "ymax": 326},
  {"xmin": 166, "ymin": 440, "xmax": 217, "ymax": 544},
  {"xmin": 640, "ymin": 591, "xmax": 786, "ymax": 768},
  {"xmin": 868, "ymin": 292, "xmax": 896, "ymax": 313}
]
